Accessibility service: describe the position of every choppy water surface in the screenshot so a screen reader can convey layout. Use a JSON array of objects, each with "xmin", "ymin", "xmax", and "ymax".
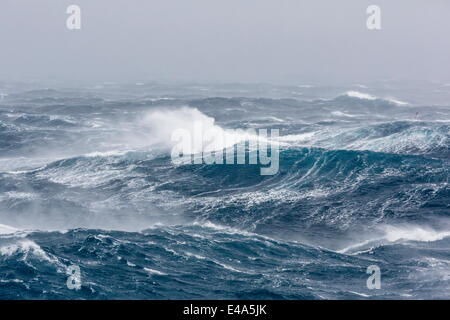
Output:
[{"xmin": 0, "ymin": 81, "xmax": 449, "ymax": 299}]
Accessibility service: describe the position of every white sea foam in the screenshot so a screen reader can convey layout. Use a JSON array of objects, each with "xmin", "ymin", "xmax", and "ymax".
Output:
[
  {"xmin": 0, "ymin": 224, "xmax": 20, "ymax": 235},
  {"xmin": 140, "ymin": 107, "xmax": 269, "ymax": 154},
  {"xmin": 193, "ymin": 221, "xmax": 257, "ymax": 237},
  {"xmin": 1, "ymin": 192, "xmax": 38, "ymax": 201},
  {"xmin": 84, "ymin": 150, "xmax": 130, "ymax": 157},
  {"xmin": 0, "ymin": 238, "xmax": 60, "ymax": 266},
  {"xmin": 277, "ymin": 122, "xmax": 447, "ymax": 155},
  {"xmin": 348, "ymin": 291, "xmax": 370, "ymax": 297},
  {"xmin": 383, "ymin": 225, "xmax": 450, "ymax": 242},
  {"xmin": 343, "ymin": 91, "xmax": 410, "ymax": 106},
  {"xmin": 331, "ymin": 111, "xmax": 357, "ymax": 118},
  {"xmin": 339, "ymin": 225, "xmax": 450, "ymax": 254},
  {"xmin": 278, "ymin": 131, "xmax": 318, "ymax": 143},
  {"xmin": 144, "ymin": 267, "xmax": 167, "ymax": 275},
  {"xmin": 387, "ymin": 98, "xmax": 409, "ymax": 106},
  {"xmin": 344, "ymin": 91, "xmax": 376, "ymax": 100}
]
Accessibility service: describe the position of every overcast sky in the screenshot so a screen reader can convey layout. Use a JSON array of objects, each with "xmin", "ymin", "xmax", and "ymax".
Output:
[{"xmin": 0, "ymin": 0, "xmax": 449, "ymax": 84}]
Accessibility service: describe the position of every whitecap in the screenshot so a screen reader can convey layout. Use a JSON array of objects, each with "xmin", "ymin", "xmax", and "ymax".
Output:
[
  {"xmin": 144, "ymin": 267, "xmax": 167, "ymax": 275},
  {"xmin": 383, "ymin": 225, "xmax": 450, "ymax": 242},
  {"xmin": 344, "ymin": 91, "xmax": 376, "ymax": 100},
  {"xmin": 0, "ymin": 224, "xmax": 20, "ymax": 235}
]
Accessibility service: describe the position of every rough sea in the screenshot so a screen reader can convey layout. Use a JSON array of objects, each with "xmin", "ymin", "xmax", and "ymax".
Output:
[{"xmin": 0, "ymin": 81, "xmax": 449, "ymax": 299}]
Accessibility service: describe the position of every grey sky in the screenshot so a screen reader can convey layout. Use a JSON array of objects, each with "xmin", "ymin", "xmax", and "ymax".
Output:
[{"xmin": 0, "ymin": 0, "xmax": 449, "ymax": 84}]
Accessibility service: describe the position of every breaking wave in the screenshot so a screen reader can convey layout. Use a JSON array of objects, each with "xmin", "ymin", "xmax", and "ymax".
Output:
[{"xmin": 0, "ymin": 84, "xmax": 449, "ymax": 299}]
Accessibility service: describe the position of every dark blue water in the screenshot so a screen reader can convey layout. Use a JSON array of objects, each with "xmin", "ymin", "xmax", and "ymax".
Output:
[{"xmin": 0, "ymin": 82, "xmax": 449, "ymax": 299}]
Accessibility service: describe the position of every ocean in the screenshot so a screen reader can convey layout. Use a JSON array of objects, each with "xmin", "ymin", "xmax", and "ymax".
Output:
[{"xmin": 0, "ymin": 81, "xmax": 449, "ymax": 299}]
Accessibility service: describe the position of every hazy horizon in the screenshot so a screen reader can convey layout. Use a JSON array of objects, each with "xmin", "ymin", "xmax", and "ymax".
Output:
[
  {"xmin": 1, "ymin": 0, "xmax": 449, "ymax": 84},
  {"xmin": 1, "ymin": 1, "xmax": 450, "ymax": 301}
]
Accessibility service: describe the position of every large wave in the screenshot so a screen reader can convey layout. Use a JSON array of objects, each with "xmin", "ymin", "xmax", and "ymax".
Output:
[{"xmin": 1, "ymin": 85, "xmax": 450, "ymax": 299}]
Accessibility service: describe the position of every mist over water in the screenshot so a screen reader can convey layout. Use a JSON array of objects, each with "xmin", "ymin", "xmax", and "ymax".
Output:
[
  {"xmin": 1, "ymin": 0, "xmax": 450, "ymax": 300},
  {"xmin": 0, "ymin": 81, "xmax": 449, "ymax": 299}
]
